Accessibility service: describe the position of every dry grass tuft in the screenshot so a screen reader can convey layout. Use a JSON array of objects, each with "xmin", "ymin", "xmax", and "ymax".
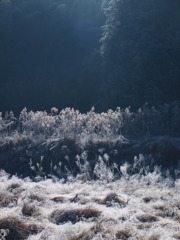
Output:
[
  {"xmin": 21, "ymin": 204, "xmax": 37, "ymax": 217},
  {"xmin": 29, "ymin": 194, "xmax": 45, "ymax": 202},
  {"xmin": 153, "ymin": 204, "xmax": 176, "ymax": 218},
  {"xmin": 7, "ymin": 183, "xmax": 20, "ymax": 191},
  {"xmin": 173, "ymin": 232, "xmax": 180, "ymax": 239},
  {"xmin": 143, "ymin": 197, "xmax": 154, "ymax": 203},
  {"xmin": 137, "ymin": 223, "xmax": 152, "ymax": 230},
  {"xmin": 175, "ymin": 202, "xmax": 180, "ymax": 210},
  {"xmin": 71, "ymin": 223, "xmax": 103, "ymax": 240},
  {"xmin": 97, "ymin": 192, "xmax": 127, "ymax": 207},
  {"xmin": 136, "ymin": 214, "xmax": 158, "ymax": 223},
  {"xmin": 70, "ymin": 195, "xmax": 89, "ymax": 205},
  {"xmin": 0, "ymin": 217, "xmax": 43, "ymax": 240},
  {"xmin": 50, "ymin": 208, "xmax": 101, "ymax": 224},
  {"xmin": 147, "ymin": 233, "xmax": 160, "ymax": 240},
  {"xmin": 116, "ymin": 228, "xmax": 131, "ymax": 239},
  {"xmin": 51, "ymin": 196, "xmax": 65, "ymax": 203},
  {"xmin": 174, "ymin": 214, "xmax": 180, "ymax": 223},
  {"xmin": 0, "ymin": 192, "xmax": 18, "ymax": 207},
  {"xmin": 153, "ymin": 204, "xmax": 165, "ymax": 211}
]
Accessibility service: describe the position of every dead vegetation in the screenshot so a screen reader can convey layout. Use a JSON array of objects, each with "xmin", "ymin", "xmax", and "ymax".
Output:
[
  {"xmin": 21, "ymin": 204, "xmax": 37, "ymax": 217},
  {"xmin": 173, "ymin": 232, "xmax": 180, "ymax": 240},
  {"xmin": 0, "ymin": 170, "xmax": 180, "ymax": 239},
  {"xmin": 116, "ymin": 228, "xmax": 131, "ymax": 239},
  {"xmin": 96, "ymin": 192, "xmax": 127, "ymax": 207},
  {"xmin": 50, "ymin": 208, "xmax": 101, "ymax": 224},
  {"xmin": 28, "ymin": 194, "xmax": 45, "ymax": 202},
  {"xmin": 7, "ymin": 183, "xmax": 20, "ymax": 191},
  {"xmin": 51, "ymin": 196, "xmax": 65, "ymax": 203},
  {"xmin": 143, "ymin": 196, "xmax": 154, "ymax": 203},
  {"xmin": 153, "ymin": 204, "xmax": 177, "ymax": 219},
  {"xmin": 136, "ymin": 214, "xmax": 158, "ymax": 223},
  {"xmin": 70, "ymin": 223, "xmax": 102, "ymax": 240},
  {"xmin": 147, "ymin": 233, "xmax": 160, "ymax": 240},
  {"xmin": 0, "ymin": 192, "xmax": 18, "ymax": 207},
  {"xmin": 0, "ymin": 217, "xmax": 43, "ymax": 240}
]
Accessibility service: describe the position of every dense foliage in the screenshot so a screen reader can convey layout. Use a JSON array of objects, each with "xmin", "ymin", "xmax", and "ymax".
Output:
[
  {"xmin": 0, "ymin": 0, "xmax": 179, "ymax": 112},
  {"xmin": 0, "ymin": 0, "xmax": 103, "ymax": 112},
  {"xmin": 100, "ymin": 0, "xmax": 180, "ymax": 108}
]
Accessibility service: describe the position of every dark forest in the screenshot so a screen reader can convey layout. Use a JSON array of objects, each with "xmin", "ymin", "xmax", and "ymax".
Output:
[{"xmin": 0, "ymin": 0, "xmax": 179, "ymax": 113}]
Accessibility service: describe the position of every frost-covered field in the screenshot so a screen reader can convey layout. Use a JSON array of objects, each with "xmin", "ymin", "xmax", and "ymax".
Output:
[
  {"xmin": 1, "ymin": 170, "xmax": 180, "ymax": 240},
  {"xmin": 0, "ymin": 105, "xmax": 180, "ymax": 239},
  {"xmin": 1, "ymin": 104, "xmax": 180, "ymax": 178}
]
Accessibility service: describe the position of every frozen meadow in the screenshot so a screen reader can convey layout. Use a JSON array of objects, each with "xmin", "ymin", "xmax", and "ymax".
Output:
[
  {"xmin": 1, "ymin": 170, "xmax": 180, "ymax": 239},
  {"xmin": 0, "ymin": 105, "xmax": 180, "ymax": 239}
]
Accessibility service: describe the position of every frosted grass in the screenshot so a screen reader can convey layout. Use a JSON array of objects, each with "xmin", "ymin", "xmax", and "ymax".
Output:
[
  {"xmin": 1, "ymin": 105, "xmax": 180, "ymax": 239},
  {"xmin": 0, "ymin": 169, "xmax": 180, "ymax": 240}
]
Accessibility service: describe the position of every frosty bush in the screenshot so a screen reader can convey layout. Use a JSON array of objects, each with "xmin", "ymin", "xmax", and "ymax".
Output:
[{"xmin": 0, "ymin": 102, "xmax": 180, "ymax": 147}]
